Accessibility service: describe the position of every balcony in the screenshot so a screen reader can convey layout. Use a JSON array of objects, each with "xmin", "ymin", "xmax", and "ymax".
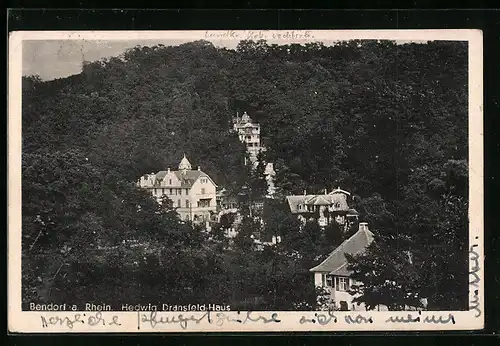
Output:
[{"xmin": 195, "ymin": 192, "xmax": 215, "ymax": 198}]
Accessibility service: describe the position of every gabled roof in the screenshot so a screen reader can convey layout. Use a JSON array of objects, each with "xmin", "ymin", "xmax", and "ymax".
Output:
[
  {"xmin": 148, "ymin": 169, "xmax": 217, "ymax": 189},
  {"xmin": 309, "ymin": 228, "xmax": 374, "ymax": 275},
  {"xmin": 309, "ymin": 195, "xmax": 331, "ymax": 206},
  {"xmin": 347, "ymin": 208, "xmax": 359, "ymax": 216},
  {"xmin": 156, "ymin": 171, "xmax": 171, "ymax": 180},
  {"xmin": 286, "ymin": 193, "xmax": 349, "ymax": 213},
  {"xmin": 329, "ymin": 187, "xmax": 351, "ymax": 196},
  {"xmin": 286, "ymin": 195, "xmax": 315, "ymax": 213},
  {"xmin": 241, "ymin": 112, "xmax": 251, "ymax": 123},
  {"xmin": 175, "ymin": 170, "xmax": 217, "ymax": 188}
]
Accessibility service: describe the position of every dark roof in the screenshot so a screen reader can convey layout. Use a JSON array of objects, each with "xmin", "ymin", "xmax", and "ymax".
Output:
[
  {"xmin": 286, "ymin": 194, "xmax": 349, "ymax": 213},
  {"xmin": 309, "ymin": 228, "xmax": 374, "ymax": 275},
  {"xmin": 308, "ymin": 195, "xmax": 332, "ymax": 206},
  {"xmin": 152, "ymin": 169, "xmax": 217, "ymax": 188}
]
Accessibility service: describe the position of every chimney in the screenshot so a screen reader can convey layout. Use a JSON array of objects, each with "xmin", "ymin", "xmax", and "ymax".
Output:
[
  {"xmin": 303, "ymin": 190, "xmax": 307, "ymax": 195},
  {"xmin": 324, "ymin": 188, "xmax": 327, "ymax": 195},
  {"xmin": 167, "ymin": 168, "xmax": 170, "ymax": 173},
  {"xmin": 198, "ymin": 166, "xmax": 201, "ymax": 171}
]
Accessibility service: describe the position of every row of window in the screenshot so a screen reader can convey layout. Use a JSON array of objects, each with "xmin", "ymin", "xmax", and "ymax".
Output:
[
  {"xmin": 245, "ymin": 134, "xmax": 259, "ymax": 140},
  {"xmin": 322, "ymin": 274, "xmax": 350, "ymax": 292},
  {"xmin": 167, "ymin": 199, "xmax": 213, "ymax": 208},
  {"xmin": 297, "ymin": 203, "xmax": 342, "ymax": 211},
  {"xmin": 154, "ymin": 188, "xmax": 189, "ymax": 196},
  {"xmin": 184, "ymin": 214, "xmax": 212, "ymax": 222},
  {"xmin": 162, "ymin": 177, "xmax": 209, "ymax": 186},
  {"xmin": 155, "ymin": 187, "xmax": 209, "ymax": 196}
]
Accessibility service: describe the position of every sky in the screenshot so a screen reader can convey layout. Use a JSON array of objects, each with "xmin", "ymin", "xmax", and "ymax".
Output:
[
  {"xmin": 22, "ymin": 39, "xmax": 215, "ymax": 81},
  {"xmin": 21, "ymin": 36, "xmax": 430, "ymax": 81}
]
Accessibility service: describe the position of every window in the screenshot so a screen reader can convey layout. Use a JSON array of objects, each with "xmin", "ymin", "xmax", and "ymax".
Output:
[
  {"xmin": 177, "ymin": 199, "xmax": 181, "ymax": 208},
  {"xmin": 185, "ymin": 188, "xmax": 189, "ymax": 195},
  {"xmin": 186, "ymin": 199, "xmax": 189, "ymax": 208},
  {"xmin": 298, "ymin": 205, "xmax": 302, "ymax": 210},
  {"xmin": 169, "ymin": 179, "xmax": 172, "ymax": 185},
  {"xmin": 322, "ymin": 274, "xmax": 334, "ymax": 287},
  {"xmin": 326, "ymin": 275, "xmax": 334, "ymax": 287},
  {"xmin": 201, "ymin": 188, "xmax": 206, "ymax": 194},
  {"xmin": 335, "ymin": 277, "xmax": 350, "ymax": 292},
  {"xmin": 197, "ymin": 199, "xmax": 211, "ymax": 208},
  {"xmin": 321, "ymin": 274, "xmax": 333, "ymax": 287},
  {"xmin": 169, "ymin": 188, "xmax": 173, "ymax": 195},
  {"xmin": 178, "ymin": 189, "xmax": 182, "ymax": 195},
  {"xmin": 162, "ymin": 188, "xmax": 165, "ymax": 195}
]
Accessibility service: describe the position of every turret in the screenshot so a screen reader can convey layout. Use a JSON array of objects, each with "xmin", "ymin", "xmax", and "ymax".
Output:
[{"xmin": 178, "ymin": 154, "xmax": 192, "ymax": 172}]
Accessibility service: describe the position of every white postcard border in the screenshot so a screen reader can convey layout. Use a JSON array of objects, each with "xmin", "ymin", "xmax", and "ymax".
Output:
[{"xmin": 8, "ymin": 29, "xmax": 484, "ymax": 333}]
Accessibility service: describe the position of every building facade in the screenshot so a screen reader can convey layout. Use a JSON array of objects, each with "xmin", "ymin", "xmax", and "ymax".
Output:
[
  {"xmin": 138, "ymin": 155, "xmax": 217, "ymax": 223},
  {"xmin": 285, "ymin": 187, "xmax": 359, "ymax": 228},
  {"xmin": 232, "ymin": 111, "xmax": 276, "ymax": 198},
  {"xmin": 309, "ymin": 223, "xmax": 387, "ymax": 311},
  {"xmin": 264, "ymin": 162, "xmax": 276, "ymax": 198},
  {"xmin": 232, "ymin": 111, "xmax": 263, "ymax": 165}
]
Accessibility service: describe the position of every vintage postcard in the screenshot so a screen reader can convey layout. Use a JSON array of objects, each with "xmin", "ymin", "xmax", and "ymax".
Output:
[{"xmin": 8, "ymin": 29, "xmax": 483, "ymax": 332}]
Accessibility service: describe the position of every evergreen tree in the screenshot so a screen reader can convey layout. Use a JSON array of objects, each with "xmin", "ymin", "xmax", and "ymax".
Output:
[{"xmin": 250, "ymin": 150, "xmax": 268, "ymax": 199}]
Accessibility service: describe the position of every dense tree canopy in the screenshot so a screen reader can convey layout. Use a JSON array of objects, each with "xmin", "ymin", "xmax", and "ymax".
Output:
[{"xmin": 22, "ymin": 39, "xmax": 468, "ymax": 310}]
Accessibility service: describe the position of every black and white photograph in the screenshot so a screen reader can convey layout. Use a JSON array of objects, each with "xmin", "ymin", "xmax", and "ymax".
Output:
[{"xmin": 8, "ymin": 30, "xmax": 483, "ymax": 332}]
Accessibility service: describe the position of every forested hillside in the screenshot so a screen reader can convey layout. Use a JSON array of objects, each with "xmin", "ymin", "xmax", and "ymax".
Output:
[{"xmin": 22, "ymin": 39, "xmax": 469, "ymax": 310}]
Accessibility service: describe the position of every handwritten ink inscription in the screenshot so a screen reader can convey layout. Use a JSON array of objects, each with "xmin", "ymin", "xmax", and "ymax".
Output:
[
  {"xmin": 140, "ymin": 310, "xmax": 281, "ymax": 329},
  {"xmin": 345, "ymin": 314, "xmax": 373, "ymax": 324},
  {"xmin": 204, "ymin": 30, "xmax": 314, "ymax": 41},
  {"xmin": 299, "ymin": 311, "xmax": 337, "ymax": 325},
  {"xmin": 469, "ymin": 243, "xmax": 482, "ymax": 317},
  {"xmin": 41, "ymin": 312, "xmax": 121, "ymax": 329},
  {"xmin": 37, "ymin": 307, "xmax": 471, "ymax": 330},
  {"xmin": 385, "ymin": 312, "xmax": 455, "ymax": 325}
]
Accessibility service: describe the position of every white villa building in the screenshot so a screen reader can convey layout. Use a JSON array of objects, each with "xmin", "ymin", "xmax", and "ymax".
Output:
[
  {"xmin": 310, "ymin": 222, "xmax": 388, "ymax": 311},
  {"xmin": 138, "ymin": 155, "xmax": 217, "ymax": 223},
  {"xmin": 285, "ymin": 187, "xmax": 359, "ymax": 228}
]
